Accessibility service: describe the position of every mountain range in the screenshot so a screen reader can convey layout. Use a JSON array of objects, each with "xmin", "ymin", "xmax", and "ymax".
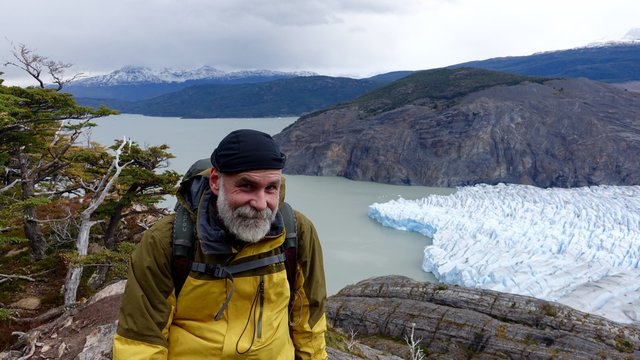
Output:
[
  {"xmin": 67, "ymin": 39, "xmax": 640, "ymax": 118},
  {"xmin": 71, "ymin": 65, "xmax": 317, "ymax": 86},
  {"xmin": 65, "ymin": 66, "xmax": 318, "ymax": 101},
  {"xmin": 453, "ymin": 42, "xmax": 640, "ymax": 83}
]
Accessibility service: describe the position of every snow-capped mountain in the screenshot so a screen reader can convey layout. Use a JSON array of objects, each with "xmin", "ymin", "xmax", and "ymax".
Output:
[
  {"xmin": 622, "ymin": 27, "xmax": 640, "ymax": 41},
  {"xmin": 72, "ymin": 65, "xmax": 316, "ymax": 86},
  {"xmin": 585, "ymin": 27, "xmax": 640, "ymax": 48},
  {"xmin": 453, "ymin": 28, "xmax": 640, "ymax": 83}
]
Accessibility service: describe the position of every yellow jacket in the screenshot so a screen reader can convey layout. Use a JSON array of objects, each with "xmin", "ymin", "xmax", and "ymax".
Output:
[{"xmin": 113, "ymin": 182, "xmax": 327, "ymax": 359}]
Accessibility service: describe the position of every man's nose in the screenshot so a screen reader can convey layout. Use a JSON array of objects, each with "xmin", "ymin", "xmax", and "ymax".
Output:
[{"xmin": 249, "ymin": 191, "xmax": 268, "ymax": 211}]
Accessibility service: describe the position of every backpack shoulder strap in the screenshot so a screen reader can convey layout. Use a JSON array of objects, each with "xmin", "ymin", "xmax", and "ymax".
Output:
[
  {"xmin": 172, "ymin": 158, "xmax": 211, "ymax": 296},
  {"xmin": 280, "ymin": 201, "xmax": 297, "ymax": 250},
  {"xmin": 172, "ymin": 204, "xmax": 196, "ymax": 296},
  {"xmin": 279, "ymin": 201, "xmax": 299, "ymax": 322}
]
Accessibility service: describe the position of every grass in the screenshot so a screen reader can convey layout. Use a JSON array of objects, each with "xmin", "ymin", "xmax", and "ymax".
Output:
[
  {"xmin": 0, "ymin": 309, "xmax": 13, "ymax": 321},
  {"xmin": 0, "ymin": 236, "xmax": 28, "ymax": 247},
  {"xmin": 325, "ymin": 325, "xmax": 357, "ymax": 354},
  {"xmin": 348, "ymin": 67, "xmax": 551, "ymax": 115},
  {"xmin": 614, "ymin": 335, "xmax": 633, "ymax": 353},
  {"xmin": 541, "ymin": 304, "xmax": 557, "ymax": 317},
  {"xmin": 523, "ymin": 334, "xmax": 538, "ymax": 346},
  {"xmin": 435, "ymin": 283, "xmax": 448, "ymax": 291},
  {"xmin": 496, "ymin": 324, "xmax": 507, "ymax": 339}
]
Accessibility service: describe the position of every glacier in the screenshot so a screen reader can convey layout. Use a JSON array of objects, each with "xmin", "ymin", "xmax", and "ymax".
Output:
[{"xmin": 368, "ymin": 183, "xmax": 640, "ymax": 324}]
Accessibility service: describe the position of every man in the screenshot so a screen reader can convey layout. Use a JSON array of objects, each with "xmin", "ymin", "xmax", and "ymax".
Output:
[{"xmin": 113, "ymin": 129, "xmax": 328, "ymax": 359}]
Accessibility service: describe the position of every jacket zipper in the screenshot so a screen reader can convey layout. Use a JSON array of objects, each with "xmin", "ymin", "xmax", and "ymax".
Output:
[{"xmin": 257, "ymin": 275, "xmax": 264, "ymax": 339}]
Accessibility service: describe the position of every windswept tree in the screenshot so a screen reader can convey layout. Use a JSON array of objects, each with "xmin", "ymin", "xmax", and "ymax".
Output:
[
  {"xmin": 63, "ymin": 139, "xmax": 180, "ymax": 247},
  {"xmin": 0, "ymin": 47, "xmax": 115, "ymax": 259},
  {"xmin": 96, "ymin": 141, "xmax": 180, "ymax": 249},
  {"xmin": 59, "ymin": 140, "xmax": 180, "ymax": 292},
  {"xmin": 4, "ymin": 43, "xmax": 84, "ymax": 90}
]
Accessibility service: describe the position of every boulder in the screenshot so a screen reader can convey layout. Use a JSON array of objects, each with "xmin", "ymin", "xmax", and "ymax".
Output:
[{"xmin": 9, "ymin": 297, "xmax": 40, "ymax": 311}]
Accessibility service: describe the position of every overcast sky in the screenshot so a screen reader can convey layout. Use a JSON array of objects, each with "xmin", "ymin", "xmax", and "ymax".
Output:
[{"xmin": 1, "ymin": 0, "xmax": 639, "ymax": 85}]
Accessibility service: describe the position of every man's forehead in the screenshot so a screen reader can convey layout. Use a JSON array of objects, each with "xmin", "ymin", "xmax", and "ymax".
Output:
[{"xmin": 227, "ymin": 169, "xmax": 282, "ymax": 182}]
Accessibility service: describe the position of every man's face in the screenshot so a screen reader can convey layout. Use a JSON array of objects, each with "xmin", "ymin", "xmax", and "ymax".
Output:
[{"xmin": 210, "ymin": 169, "xmax": 282, "ymax": 242}]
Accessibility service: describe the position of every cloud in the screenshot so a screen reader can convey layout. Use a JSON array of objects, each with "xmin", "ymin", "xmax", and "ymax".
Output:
[{"xmin": 1, "ymin": 0, "xmax": 639, "ymax": 86}]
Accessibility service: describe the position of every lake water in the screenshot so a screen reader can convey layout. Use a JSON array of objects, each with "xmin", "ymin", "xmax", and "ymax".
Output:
[{"xmin": 90, "ymin": 114, "xmax": 455, "ymax": 294}]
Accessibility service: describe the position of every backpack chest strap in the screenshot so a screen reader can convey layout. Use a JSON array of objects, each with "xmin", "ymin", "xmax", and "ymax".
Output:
[{"xmin": 189, "ymin": 252, "xmax": 286, "ymax": 278}]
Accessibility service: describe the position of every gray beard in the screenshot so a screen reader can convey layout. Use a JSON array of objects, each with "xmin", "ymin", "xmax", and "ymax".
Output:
[{"xmin": 216, "ymin": 184, "xmax": 277, "ymax": 243}]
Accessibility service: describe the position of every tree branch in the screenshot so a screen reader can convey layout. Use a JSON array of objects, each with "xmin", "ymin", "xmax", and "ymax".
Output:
[
  {"xmin": 0, "ymin": 273, "xmax": 36, "ymax": 284},
  {"xmin": 46, "ymin": 60, "xmax": 82, "ymax": 91},
  {"xmin": 4, "ymin": 44, "xmax": 46, "ymax": 88},
  {"xmin": 0, "ymin": 226, "xmax": 16, "ymax": 233},
  {"xmin": 0, "ymin": 179, "xmax": 21, "ymax": 194},
  {"xmin": 10, "ymin": 304, "xmax": 71, "ymax": 325},
  {"xmin": 84, "ymin": 139, "xmax": 133, "ymax": 215}
]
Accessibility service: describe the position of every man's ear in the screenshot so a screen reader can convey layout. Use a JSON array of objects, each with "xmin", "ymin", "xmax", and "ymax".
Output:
[{"xmin": 209, "ymin": 168, "xmax": 221, "ymax": 195}]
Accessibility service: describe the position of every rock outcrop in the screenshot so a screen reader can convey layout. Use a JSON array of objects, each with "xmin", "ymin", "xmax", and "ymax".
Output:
[
  {"xmin": 274, "ymin": 69, "xmax": 640, "ymax": 187},
  {"xmin": 2, "ymin": 276, "xmax": 639, "ymax": 359},
  {"xmin": 0, "ymin": 281, "xmax": 124, "ymax": 360},
  {"xmin": 327, "ymin": 276, "xmax": 640, "ymax": 359}
]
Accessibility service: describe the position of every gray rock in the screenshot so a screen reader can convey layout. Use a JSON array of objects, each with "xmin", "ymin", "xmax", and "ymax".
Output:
[
  {"xmin": 327, "ymin": 275, "xmax": 640, "ymax": 359},
  {"xmin": 77, "ymin": 323, "xmax": 117, "ymax": 360},
  {"xmin": 9, "ymin": 297, "xmax": 40, "ymax": 311}
]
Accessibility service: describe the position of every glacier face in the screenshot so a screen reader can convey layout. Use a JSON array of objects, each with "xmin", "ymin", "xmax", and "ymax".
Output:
[{"xmin": 368, "ymin": 184, "xmax": 640, "ymax": 324}]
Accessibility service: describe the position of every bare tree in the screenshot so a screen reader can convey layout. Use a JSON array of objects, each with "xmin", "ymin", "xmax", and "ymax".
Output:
[
  {"xmin": 344, "ymin": 328, "xmax": 359, "ymax": 354},
  {"xmin": 404, "ymin": 323, "xmax": 426, "ymax": 360},
  {"xmin": 64, "ymin": 138, "xmax": 132, "ymax": 305},
  {"xmin": 4, "ymin": 43, "xmax": 83, "ymax": 90}
]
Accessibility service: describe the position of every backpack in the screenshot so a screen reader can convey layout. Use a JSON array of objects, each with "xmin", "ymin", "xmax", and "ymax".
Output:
[{"xmin": 171, "ymin": 159, "xmax": 298, "ymax": 320}]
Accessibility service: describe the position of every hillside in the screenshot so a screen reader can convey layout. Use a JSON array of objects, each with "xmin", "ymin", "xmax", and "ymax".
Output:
[
  {"xmin": 452, "ymin": 43, "xmax": 640, "ymax": 83},
  {"xmin": 86, "ymin": 76, "xmax": 388, "ymax": 118},
  {"xmin": 343, "ymin": 67, "xmax": 548, "ymax": 115},
  {"xmin": 274, "ymin": 67, "xmax": 640, "ymax": 187}
]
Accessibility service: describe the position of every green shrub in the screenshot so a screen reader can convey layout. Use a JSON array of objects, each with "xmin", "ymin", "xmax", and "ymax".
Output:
[{"xmin": 0, "ymin": 308, "xmax": 14, "ymax": 321}]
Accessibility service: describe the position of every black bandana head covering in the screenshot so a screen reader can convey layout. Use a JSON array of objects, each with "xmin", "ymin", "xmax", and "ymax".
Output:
[{"xmin": 210, "ymin": 129, "xmax": 286, "ymax": 173}]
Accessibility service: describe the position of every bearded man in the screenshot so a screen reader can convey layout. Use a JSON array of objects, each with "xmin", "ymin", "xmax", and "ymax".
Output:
[{"xmin": 113, "ymin": 129, "xmax": 328, "ymax": 360}]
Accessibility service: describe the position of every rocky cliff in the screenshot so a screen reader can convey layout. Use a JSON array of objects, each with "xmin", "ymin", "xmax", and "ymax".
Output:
[
  {"xmin": 274, "ymin": 68, "xmax": 640, "ymax": 187},
  {"xmin": 2, "ymin": 276, "xmax": 638, "ymax": 359},
  {"xmin": 328, "ymin": 276, "xmax": 640, "ymax": 359}
]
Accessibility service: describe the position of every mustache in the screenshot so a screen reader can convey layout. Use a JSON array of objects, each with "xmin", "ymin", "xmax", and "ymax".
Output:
[{"xmin": 233, "ymin": 204, "xmax": 273, "ymax": 220}]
